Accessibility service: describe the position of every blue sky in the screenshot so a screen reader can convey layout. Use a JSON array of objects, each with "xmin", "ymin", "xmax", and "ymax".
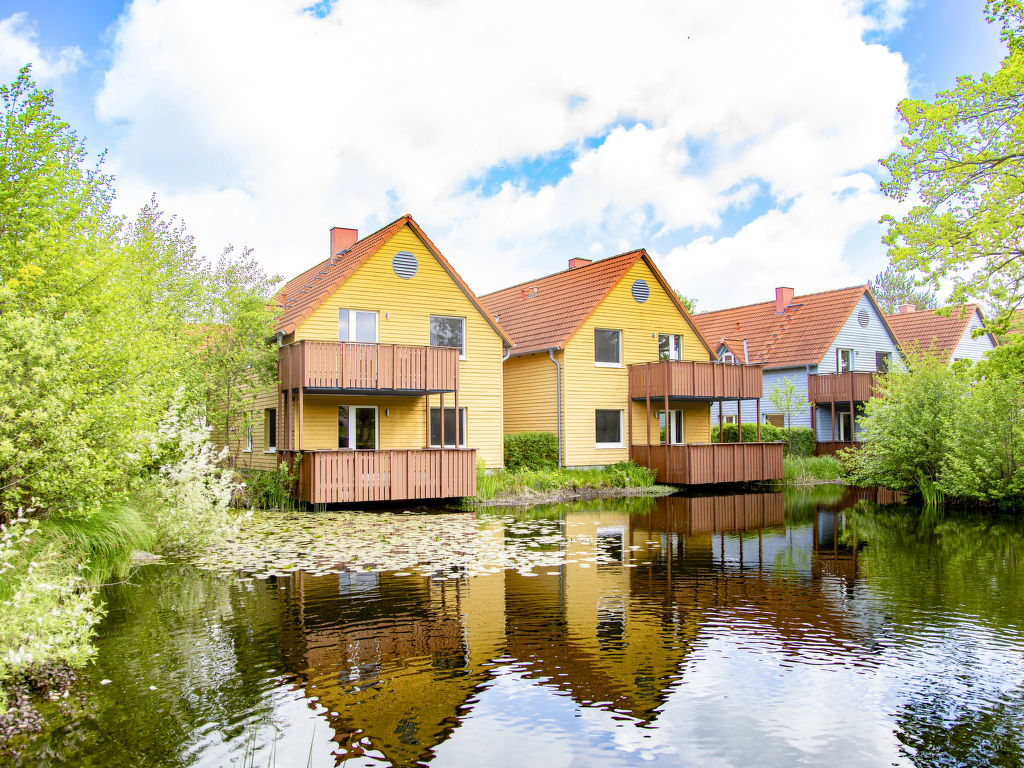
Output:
[{"xmin": 0, "ymin": 0, "xmax": 1007, "ymax": 309}]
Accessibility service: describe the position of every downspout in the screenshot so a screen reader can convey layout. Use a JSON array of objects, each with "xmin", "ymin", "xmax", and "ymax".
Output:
[
  {"xmin": 549, "ymin": 348, "xmax": 562, "ymax": 467},
  {"xmin": 502, "ymin": 346, "xmax": 512, "ymax": 362},
  {"xmin": 743, "ymin": 339, "xmax": 749, "ymax": 365}
]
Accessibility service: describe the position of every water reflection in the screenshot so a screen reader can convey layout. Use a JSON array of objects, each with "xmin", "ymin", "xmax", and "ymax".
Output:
[{"xmin": 10, "ymin": 488, "xmax": 1024, "ymax": 768}]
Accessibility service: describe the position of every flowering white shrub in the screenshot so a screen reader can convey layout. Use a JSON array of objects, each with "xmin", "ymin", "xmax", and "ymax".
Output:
[
  {"xmin": 0, "ymin": 513, "xmax": 103, "ymax": 712},
  {"xmin": 146, "ymin": 392, "xmax": 241, "ymax": 555}
]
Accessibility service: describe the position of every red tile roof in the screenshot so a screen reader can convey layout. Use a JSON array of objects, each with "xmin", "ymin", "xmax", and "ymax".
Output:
[
  {"xmin": 479, "ymin": 250, "xmax": 712, "ymax": 357},
  {"xmin": 885, "ymin": 304, "xmax": 990, "ymax": 361},
  {"xmin": 273, "ymin": 215, "xmax": 511, "ymax": 345},
  {"xmin": 693, "ymin": 285, "xmax": 894, "ymax": 369}
]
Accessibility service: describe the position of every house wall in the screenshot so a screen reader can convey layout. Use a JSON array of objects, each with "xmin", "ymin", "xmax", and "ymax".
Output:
[
  {"xmin": 714, "ymin": 366, "xmax": 812, "ymax": 431},
  {"xmin": 819, "ymin": 293, "xmax": 903, "ymax": 375},
  {"xmin": 951, "ymin": 311, "xmax": 996, "ymax": 363},
  {"xmin": 560, "ymin": 259, "xmax": 710, "ymax": 467},
  {"xmin": 290, "ymin": 224, "xmax": 505, "ymax": 467},
  {"xmin": 502, "ymin": 351, "xmax": 560, "ymax": 434},
  {"xmin": 227, "ymin": 386, "xmax": 280, "ymax": 472}
]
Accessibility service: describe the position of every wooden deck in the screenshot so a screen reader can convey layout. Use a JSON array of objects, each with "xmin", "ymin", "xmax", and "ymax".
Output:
[
  {"xmin": 279, "ymin": 341, "xmax": 459, "ymax": 393},
  {"xmin": 630, "ymin": 443, "xmax": 784, "ymax": 485},
  {"xmin": 813, "ymin": 441, "xmax": 862, "ymax": 457},
  {"xmin": 631, "ymin": 492, "xmax": 785, "ymax": 534},
  {"xmin": 286, "ymin": 448, "xmax": 476, "ymax": 504},
  {"xmin": 628, "ymin": 360, "xmax": 763, "ymax": 401},
  {"xmin": 807, "ymin": 372, "xmax": 877, "ymax": 403}
]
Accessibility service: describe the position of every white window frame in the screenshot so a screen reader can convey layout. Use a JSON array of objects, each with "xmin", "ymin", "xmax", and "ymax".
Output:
[
  {"xmin": 724, "ymin": 415, "xmax": 738, "ymax": 425},
  {"xmin": 876, "ymin": 351, "xmax": 891, "ymax": 373},
  {"xmin": 721, "ymin": 352, "xmax": 735, "ymax": 364},
  {"xmin": 429, "ymin": 315, "xmax": 466, "ymax": 360},
  {"xmin": 658, "ymin": 409, "xmax": 685, "ymax": 444},
  {"xmin": 659, "ymin": 333, "xmax": 682, "ymax": 361},
  {"xmin": 338, "ymin": 309, "xmax": 379, "ymax": 343},
  {"xmin": 243, "ymin": 424, "xmax": 252, "ymax": 453},
  {"xmin": 595, "ymin": 409, "xmax": 624, "ymax": 449},
  {"xmin": 264, "ymin": 408, "xmax": 277, "ymax": 453},
  {"xmin": 594, "ymin": 329, "xmax": 622, "ymax": 367},
  {"xmin": 338, "ymin": 405, "xmax": 379, "ymax": 450},
  {"xmin": 429, "ymin": 406, "xmax": 467, "ymax": 448},
  {"xmin": 837, "ymin": 347, "xmax": 853, "ymax": 373}
]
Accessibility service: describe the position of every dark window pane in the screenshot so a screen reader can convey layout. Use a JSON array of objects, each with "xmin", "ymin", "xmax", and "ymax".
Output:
[
  {"xmin": 338, "ymin": 407, "xmax": 350, "ymax": 448},
  {"xmin": 430, "ymin": 407, "xmax": 464, "ymax": 447},
  {"xmin": 876, "ymin": 352, "xmax": 890, "ymax": 373},
  {"xmin": 430, "ymin": 316, "xmax": 464, "ymax": 356},
  {"xmin": 355, "ymin": 407, "xmax": 376, "ymax": 449},
  {"xmin": 267, "ymin": 409, "xmax": 277, "ymax": 449},
  {"xmin": 595, "ymin": 329, "xmax": 621, "ymax": 364},
  {"xmin": 838, "ymin": 349, "xmax": 852, "ymax": 373},
  {"xmin": 596, "ymin": 410, "xmax": 621, "ymax": 444}
]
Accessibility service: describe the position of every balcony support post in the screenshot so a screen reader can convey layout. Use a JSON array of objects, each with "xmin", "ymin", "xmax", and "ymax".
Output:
[
  {"xmin": 810, "ymin": 403, "xmax": 816, "ymax": 442},
  {"xmin": 425, "ymin": 394, "xmax": 430, "ymax": 448},
  {"xmin": 645, "ymin": 381, "xmax": 652, "ymax": 448},
  {"xmin": 719, "ymin": 398, "xmax": 724, "ymax": 442},
  {"xmin": 831, "ymin": 399, "xmax": 836, "ymax": 442},
  {"xmin": 738, "ymin": 399, "xmax": 743, "ymax": 443},
  {"xmin": 663, "ymin": 363, "xmax": 670, "ymax": 446},
  {"xmin": 756, "ymin": 399, "xmax": 761, "ymax": 441},
  {"xmin": 439, "ymin": 391, "xmax": 445, "ymax": 448}
]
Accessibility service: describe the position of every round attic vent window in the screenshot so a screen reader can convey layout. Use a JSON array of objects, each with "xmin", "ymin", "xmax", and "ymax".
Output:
[
  {"xmin": 632, "ymin": 279, "xmax": 650, "ymax": 303},
  {"xmin": 393, "ymin": 251, "xmax": 418, "ymax": 279},
  {"xmin": 858, "ymin": 309, "xmax": 870, "ymax": 328}
]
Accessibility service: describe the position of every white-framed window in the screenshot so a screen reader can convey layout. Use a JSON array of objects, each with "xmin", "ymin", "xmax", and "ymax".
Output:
[
  {"xmin": 594, "ymin": 329, "xmax": 622, "ymax": 366},
  {"xmin": 430, "ymin": 407, "xmax": 466, "ymax": 447},
  {"xmin": 264, "ymin": 408, "xmax": 277, "ymax": 452},
  {"xmin": 837, "ymin": 348, "xmax": 853, "ymax": 373},
  {"xmin": 876, "ymin": 351, "xmax": 891, "ymax": 373},
  {"xmin": 595, "ymin": 409, "xmax": 623, "ymax": 448},
  {"xmin": 724, "ymin": 415, "xmax": 738, "ymax": 425},
  {"xmin": 243, "ymin": 424, "xmax": 252, "ymax": 453},
  {"xmin": 339, "ymin": 309, "xmax": 378, "ymax": 342},
  {"xmin": 659, "ymin": 334, "xmax": 682, "ymax": 361},
  {"xmin": 721, "ymin": 352, "xmax": 735, "ymax": 364},
  {"xmin": 338, "ymin": 406, "xmax": 378, "ymax": 450},
  {"xmin": 430, "ymin": 315, "xmax": 465, "ymax": 359},
  {"xmin": 658, "ymin": 410, "xmax": 685, "ymax": 444}
]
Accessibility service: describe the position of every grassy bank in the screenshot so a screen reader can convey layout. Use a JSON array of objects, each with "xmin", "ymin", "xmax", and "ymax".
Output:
[
  {"xmin": 778, "ymin": 456, "xmax": 846, "ymax": 486},
  {"xmin": 474, "ymin": 461, "xmax": 670, "ymax": 505}
]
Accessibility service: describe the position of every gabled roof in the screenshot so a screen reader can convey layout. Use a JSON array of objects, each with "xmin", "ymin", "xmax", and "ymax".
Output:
[
  {"xmin": 273, "ymin": 215, "xmax": 512, "ymax": 345},
  {"xmin": 693, "ymin": 285, "xmax": 897, "ymax": 369},
  {"xmin": 478, "ymin": 250, "xmax": 713, "ymax": 357},
  {"xmin": 885, "ymin": 304, "xmax": 994, "ymax": 361}
]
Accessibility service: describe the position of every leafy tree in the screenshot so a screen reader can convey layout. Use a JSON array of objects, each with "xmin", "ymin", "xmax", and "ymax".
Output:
[
  {"xmin": 868, "ymin": 265, "xmax": 938, "ymax": 314},
  {"xmin": 674, "ymin": 290, "xmax": 697, "ymax": 314},
  {"xmin": 767, "ymin": 377, "xmax": 807, "ymax": 452},
  {"xmin": 879, "ymin": 2, "xmax": 1024, "ymax": 335}
]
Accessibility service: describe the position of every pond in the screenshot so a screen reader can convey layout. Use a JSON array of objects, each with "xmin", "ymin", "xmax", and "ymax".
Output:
[{"xmin": 5, "ymin": 487, "xmax": 1024, "ymax": 767}]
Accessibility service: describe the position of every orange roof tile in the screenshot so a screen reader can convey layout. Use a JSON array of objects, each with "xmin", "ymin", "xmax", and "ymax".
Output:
[
  {"xmin": 885, "ymin": 304, "xmax": 990, "ymax": 361},
  {"xmin": 693, "ymin": 285, "xmax": 893, "ymax": 369},
  {"xmin": 273, "ymin": 215, "xmax": 511, "ymax": 346},
  {"xmin": 479, "ymin": 251, "xmax": 712, "ymax": 357}
]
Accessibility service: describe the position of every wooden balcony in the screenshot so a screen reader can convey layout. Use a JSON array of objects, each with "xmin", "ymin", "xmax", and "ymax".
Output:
[
  {"xmin": 630, "ymin": 442, "xmax": 784, "ymax": 485},
  {"xmin": 629, "ymin": 360, "xmax": 763, "ymax": 401},
  {"xmin": 287, "ymin": 448, "xmax": 476, "ymax": 504},
  {"xmin": 279, "ymin": 341, "xmax": 459, "ymax": 394},
  {"xmin": 807, "ymin": 372, "xmax": 877, "ymax": 403},
  {"xmin": 813, "ymin": 440, "xmax": 863, "ymax": 457}
]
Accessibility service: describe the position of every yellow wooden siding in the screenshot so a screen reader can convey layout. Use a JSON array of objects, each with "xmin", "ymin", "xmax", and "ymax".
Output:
[
  {"xmin": 292, "ymin": 224, "xmax": 504, "ymax": 467},
  {"xmin": 561, "ymin": 259, "xmax": 711, "ymax": 467},
  {"xmin": 502, "ymin": 351, "xmax": 560, "ymax": 434},
  {"xmin": 627, "ymin": 401, "xmax": 711, "ymax": 447},
  {"xmin": 220, "ymin": 386, "xmax": 280, "ymax": 472}
]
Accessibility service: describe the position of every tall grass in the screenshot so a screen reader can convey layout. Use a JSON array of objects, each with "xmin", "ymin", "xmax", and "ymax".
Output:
[
  {"xmin": 475, "ymin": 461, "xmax": 656, "ymax": 501},
  {"xmin": 780, "ymin": 456, "xmax": 845, "ymax": 486},
  {"xmin": 36, "ymin": 505, "xmax": 155, "ymax": 585}
]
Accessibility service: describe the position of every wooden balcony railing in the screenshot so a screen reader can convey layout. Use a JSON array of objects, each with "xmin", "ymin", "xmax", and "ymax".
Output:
[
  {"xmin": 286, "ymin": 448, "xmax": 477, "ymax": 504},
  {"xmin": 807, "ymin": 372, "xmax": 877, "ymax": 403},
  {"xmin": 813, "ymin": 440, "xmax": 863, "ymax": 457},
  {"xmin": 630, "ymin": 442, "xmax": 783, "ymax": 485},
  {"xmin": 629, "ymin": 360, "xmax": 763, "ymax": 401},
  {"xmin": 279, "ymin": 341, "xmax": 459, "ymax": 393}
]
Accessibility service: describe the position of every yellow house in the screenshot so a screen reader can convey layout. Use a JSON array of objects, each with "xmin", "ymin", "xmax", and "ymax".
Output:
[
  {"xmin": 241, "ymin": 215, "xmax": 511, "ymax": 503},
  {"xmin": 480, "ymin": 251, "xmax": 782, "ymax": 483}
]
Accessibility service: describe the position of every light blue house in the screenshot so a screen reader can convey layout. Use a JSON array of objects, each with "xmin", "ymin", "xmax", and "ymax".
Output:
[
  {"xmin": 886, "ymin": 303, "xmax": 996, "ymax": 365},
  {"xmin": 693, "ymin": 286, "xmax": 903, "ymax": 454}
]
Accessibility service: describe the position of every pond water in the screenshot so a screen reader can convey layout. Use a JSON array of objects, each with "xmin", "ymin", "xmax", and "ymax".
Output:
[{"xmin": 6, "ymin": 487, "xmax": 1024, "ymax": 767}]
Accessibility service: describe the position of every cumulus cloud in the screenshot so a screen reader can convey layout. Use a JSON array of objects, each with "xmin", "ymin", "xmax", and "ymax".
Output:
[
  {"xmin": 93, "ymin": 0, "xmax": 910, "ymax": 307},
  {"xmin": 0, "ymin": 12, "xmax": 83, "ymax": 84}
]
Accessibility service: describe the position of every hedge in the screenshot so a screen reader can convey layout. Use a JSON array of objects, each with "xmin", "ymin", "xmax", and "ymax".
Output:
[
  {"xmin": 711, "ymin": 423, "xmax": 814, "ymax": 457},
  {"xmin": 504, "ymin": 431, "xmax": 559, "ymax": 470}
]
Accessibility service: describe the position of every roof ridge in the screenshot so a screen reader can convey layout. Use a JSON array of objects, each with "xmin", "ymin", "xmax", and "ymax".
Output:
[
  {"xmin": 479, "ymin": 249, "xmax": 645, "ymax": 299},
  {"xmin": 694, "ymin": 283, "xmax": 866, "ymax": 317}
]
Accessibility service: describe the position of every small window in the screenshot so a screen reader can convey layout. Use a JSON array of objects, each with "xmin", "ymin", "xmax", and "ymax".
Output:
[
  {"xmin": 837, "ymin": 348, "xmax": 853, "ymax": 373},
  {"xmin": 721, "ymin": 352, "xmax": 735, "ymax": 364},
  {"xmin": 594, "ymin": 329, "xmax": 621, "ymax": 366},
  {"xmin": 430, "ymin": 316, "xmax": 465, "ymax": 358},
  {"xmin": 657, "ymin": 410, "xmax": 685, "ymax": 444},
  {"xmin": 243, "ymin": 424, "xmax": 252, "ymax": 453},
  {"xmin": 339, "ymin": 309, "xmax": 378, "ymax": 343},
  {"xmin": 766, "ymin": 414, "xmax": 785, "ymax": 428},
  {"xmin": 265, "ymin": 408, "xmax": 277, "ymax": 451},
  {"xmin": 338, "ymin": 406, "xmax": 377, "ymax": 450},
  {"xmin": 876, "ymin": 352, "xmax": 891, "ymax": 374},
  {"xmin": 595, "ymin": 410, "xmax": 623, "ymax": 448},
  {"xmin": 724, "ymin": 415, "xmax": 737, "ymax": 425},
  {"xmin": 659, "ymin": 334, "xmax": 682, "ymax": 361},
  {"xmin": 430, "ymin": 407, "xmax": 466, "ymax": 448}
]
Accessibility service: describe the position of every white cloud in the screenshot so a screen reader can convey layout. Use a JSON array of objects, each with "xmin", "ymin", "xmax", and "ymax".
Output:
[
  {"xmin": 93, "ymin": 0, "xmax": 910, "ymax": 307},
  {"xmin": 0, "ymin": 13, "xmax": 83, "ymax": 84}
]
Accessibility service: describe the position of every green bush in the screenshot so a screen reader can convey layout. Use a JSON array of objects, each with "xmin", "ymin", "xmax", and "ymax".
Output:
[
  {"xmin": 711, "ymin": 423, "xmax": 814, "ymax": 457},
  {"xmin": 504, "ymin": 432, "xmax": 559, "ymax": 471},
  {"xmin": 472, "ymin": 461, "xmax": 656, "ymax": 501},
  {"xmin": 240, "ymin": 463, "xmax": 300, "ymax": 510}
]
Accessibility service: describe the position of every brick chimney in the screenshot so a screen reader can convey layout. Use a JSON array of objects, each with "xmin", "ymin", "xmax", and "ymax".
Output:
[
  {"xmin": 330, "ymin": 227, "xmax": 358, "ymax": 257},
  {"xmin": 775, "ymin": 286, "xmax": 794, "ymax": 314},
  {"xmin": 568, "ymin": 258, "xmax": 592, "ymax": 269},
  {"xmin": 898, "ymin": 304, "xmax": 917, "ymax": 314}
]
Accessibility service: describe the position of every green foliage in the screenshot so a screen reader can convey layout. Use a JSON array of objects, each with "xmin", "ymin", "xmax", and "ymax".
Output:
[
  {"xmin": 711, "ymin": 422, "xmax": 814, "ymax": 457},
  {"xmin": 241, "ymin": 464, "xmax": 301, "ymax": 511},
  {"xmin": 474, "ymin": 461, "xmax": 656, "ymax": 501},
  {"xmin": 503, "ymin": 431, "xmax": 559, "ymax": 471},
  {"xmin": 674, "ymin": 290, "xmax": 697, "ymax": 313},
  {"xmin": 780, "ymin": 456, "xmax": 845, "ymax": 485},
  {"xmin": 879, "ymin": 4, "xmax": 1024, "ymax": 335},
  {"xmin": 868, "ymin": 265, "xmax": 938, "ymax": 314}
]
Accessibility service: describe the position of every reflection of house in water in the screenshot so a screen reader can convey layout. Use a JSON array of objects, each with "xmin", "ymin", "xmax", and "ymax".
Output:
[{"xmin": 273, "ymin": 491, "xmax": 889, "ymax": 766}]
